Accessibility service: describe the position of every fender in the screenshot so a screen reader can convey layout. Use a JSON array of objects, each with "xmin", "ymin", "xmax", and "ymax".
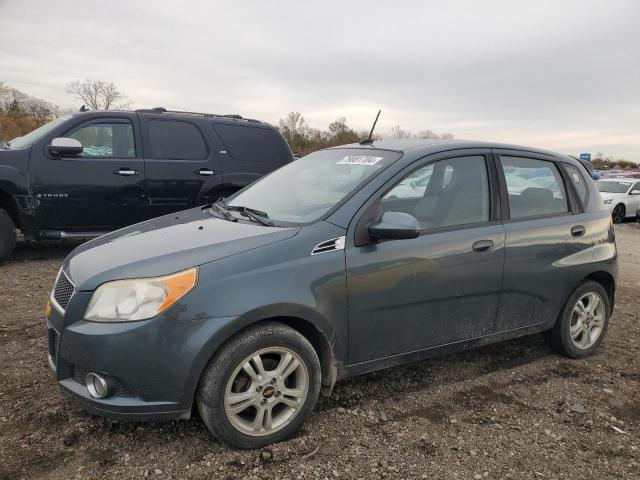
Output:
[
  {"xmin": 182, "ymin": 303, "xmax": 339, "ymax": 409},
  {"xmin": 0, "ymin": 165, "xmax": 29, "ymax": 195}
]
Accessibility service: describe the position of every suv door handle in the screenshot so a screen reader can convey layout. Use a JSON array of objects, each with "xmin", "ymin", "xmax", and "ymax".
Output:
[
  {"xmin": 196, "ymin": 168, "xmax": 215, "ymax": 176},
  {"xmin": 115, "ymin": 168, "xmax": 138, "ymax": 176},
  {"xmin": 571, "ymin": 225, "xmax": 586, "ymax": 237},
  {"xmin": 472, "ymin": 239, "xmax": 494, "ymax": 252}
]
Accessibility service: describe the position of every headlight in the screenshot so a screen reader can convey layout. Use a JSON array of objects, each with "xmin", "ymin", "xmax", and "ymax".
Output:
[
  {"xmin": 84, "ymin": 268, "xmax": 198, "ymax": 322},
  {"xmin": 603, "ymin": 199, "xmax": 613, "ymax": 204}
]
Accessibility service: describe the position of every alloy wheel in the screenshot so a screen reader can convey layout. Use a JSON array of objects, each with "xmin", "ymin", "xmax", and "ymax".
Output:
[
  {"xmin": 570, "ymin": 292, "xmax": 605, "ymax": 349},
  {"xmin": 612, "ymin": 204, "xmax": 625, "ymax": 224},
  {"xmin": 224, "ymin": 347, "xmax": 309, "ymax": 436}
]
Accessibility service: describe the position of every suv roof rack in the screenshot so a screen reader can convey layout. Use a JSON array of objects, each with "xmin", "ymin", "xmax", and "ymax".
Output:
[{"xmin": 134, "ymin": 107, "xmax": 264, "ymax": 124}]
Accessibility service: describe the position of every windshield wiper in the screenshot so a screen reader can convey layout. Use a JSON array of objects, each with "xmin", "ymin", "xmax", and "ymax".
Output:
[
  {"xmin": 225, "ymin": 204, "xmax": 274, "ymax": 226},
  {"xmin": 239, "ymin": 208, "xmax": 274, "ymax": 227},
  {"xmin": 209, "ymin": 200, "xmax": 237, "ymax": 222}
]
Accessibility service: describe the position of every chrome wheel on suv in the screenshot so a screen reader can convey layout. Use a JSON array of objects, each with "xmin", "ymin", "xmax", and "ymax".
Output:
[{"xmin": 224, "ymin": 347, "xmax": 309, "ymax": 436}]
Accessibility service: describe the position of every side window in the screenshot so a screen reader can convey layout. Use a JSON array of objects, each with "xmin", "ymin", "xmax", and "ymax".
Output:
[
  {"xmin": 68, "ymin": 122, "xmax": 135, "ymax": 158},
  {"xmin": 562, "ymin": 163, "xmax": 588, "ymax": 206},
  {"xmin": 500, "ymin": 156, "xmax": 569, "ymax": 219},
  {"xmin": 214, "ymin": 123, "xmax": 289, "ymax": 163},
  {"xmin": 381, "ymin": 156, "xmax": 490, "ymax": 230},
  {"xmin": 147, "ymin": 120, "xmax": 208, "ymax": 160}
]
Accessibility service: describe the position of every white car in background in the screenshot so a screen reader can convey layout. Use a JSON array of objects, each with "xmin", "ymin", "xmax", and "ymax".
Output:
[{"xmin": 597, "ymin": 179, "xmax": 640, "ymax": 223}]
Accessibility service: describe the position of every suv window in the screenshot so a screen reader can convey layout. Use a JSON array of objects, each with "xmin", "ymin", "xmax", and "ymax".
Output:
[
  {"xmin": 563, "ymin": 163, "xmax": 588, "ymax": 206},
  {"xmin": 382, "ymin": 155, "xmax": 490, "ymax": 230},
  {"xmin": 501, "ymin": 156, "xmax": 568, "ymax": 219},
  {"xmin": 68, "ymin": 122, "xmax": 135, "ymax": 158},
  {"xmin": 147, "ymin": 120, "xmax": 208, "ymax": 160},
  {"xmin": 214, "ymin": 124, "xmax": 289, "ymax": 163}
]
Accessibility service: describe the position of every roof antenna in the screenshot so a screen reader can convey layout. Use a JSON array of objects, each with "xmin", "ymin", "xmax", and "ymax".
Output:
[
  {"xmin": 79, "ymin": 104, "xmax": 87, "ymax": 112},
  {"xmin": 359, "ymin": 110, "xmax": 381, "ymax": 145}
]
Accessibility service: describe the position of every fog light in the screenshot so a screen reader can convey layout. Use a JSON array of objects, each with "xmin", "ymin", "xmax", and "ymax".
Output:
[{"xmin": 86, "ymin": 372, "xmax": 111, "ymax": 399}]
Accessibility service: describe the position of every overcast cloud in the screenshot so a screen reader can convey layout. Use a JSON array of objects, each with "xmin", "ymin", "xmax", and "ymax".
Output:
[{"xmin": 1, "ymin": 0, "xmax": 639, "ymax": 160}]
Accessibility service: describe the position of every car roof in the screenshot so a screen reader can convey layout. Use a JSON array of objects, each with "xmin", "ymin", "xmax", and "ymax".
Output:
[
  {"xmin": 71, "ymin": 108, "xmax": 274, "ymax": 129},
  {"xmin": 333, "ymin": 138, "xmax": 563, "ymax": 157}
]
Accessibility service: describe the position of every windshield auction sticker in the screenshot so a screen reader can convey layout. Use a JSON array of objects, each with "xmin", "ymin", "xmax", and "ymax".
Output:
[{"xmin": 337, "ymin": 156, "xmax": 384, "ymax": 166}]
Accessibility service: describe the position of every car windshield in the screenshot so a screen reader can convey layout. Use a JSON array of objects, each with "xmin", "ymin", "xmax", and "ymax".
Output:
[
  {"xmin": 597, "ymin": 181, "xmax": 631, "ymax": 193},
  {"xmin": 7, "ymin": 116, "xmax": 71, "ymax": 150},
  {"xmin": 226, "ymin": 148, "xmax": 401, "ymax": 224}
]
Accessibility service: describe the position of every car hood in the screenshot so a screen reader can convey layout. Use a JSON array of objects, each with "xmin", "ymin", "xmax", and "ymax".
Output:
[
  {"xmin": 65, "ymin": 207, "xmax": 299, "ymax": 291},
  {"xmin": 599, "ymin": 192, "xmax": 627, "ymax": 201}
]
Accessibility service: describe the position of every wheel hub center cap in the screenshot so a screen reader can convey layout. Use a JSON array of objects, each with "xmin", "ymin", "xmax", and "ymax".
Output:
[{"xmin": 262, "ymin": 386, "xmax": 275, "ymax": 398}]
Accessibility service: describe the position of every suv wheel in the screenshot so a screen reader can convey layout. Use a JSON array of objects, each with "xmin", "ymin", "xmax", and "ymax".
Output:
[
  {"xmin": 0, "ymin": 208, "xmax": 16, "ymax": 262},
  {"xmin": 612, "ymin": 203, "xmax": 625, "ymax": 224},
  {"xmin": 196, "ymin": 322, "xmax": 321, "ymax": 449},
  {"xmin": 546, "ymin": 280, "xmax": 610, "ymax": 358}
]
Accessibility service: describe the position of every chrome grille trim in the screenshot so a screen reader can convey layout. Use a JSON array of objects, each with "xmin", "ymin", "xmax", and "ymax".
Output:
[{"xmin": 51, "ymin": 269, "xmax": 75, "ymax": 314}]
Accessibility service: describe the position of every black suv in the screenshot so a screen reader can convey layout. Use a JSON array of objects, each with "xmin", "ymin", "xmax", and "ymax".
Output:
[{"xmin": 0, "ymin": 107, "xmax": 293, "ymax": 260}]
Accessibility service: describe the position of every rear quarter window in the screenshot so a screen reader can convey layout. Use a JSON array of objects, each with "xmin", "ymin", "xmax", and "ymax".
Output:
[
  {"xmin": 146, "ymin": 119, "xmax": 208, "ymax": 160},
  {"xmin": 214, "ymin": 123, "xmax": 291, "ymax": 164},
  {"xmin": 562, "ymin": 163, "xmax": 589, "ymax": 206}
]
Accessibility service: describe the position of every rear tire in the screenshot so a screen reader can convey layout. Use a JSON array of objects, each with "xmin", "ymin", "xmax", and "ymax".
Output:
[
  {"xmin": 545, "ymin": 280, "xmax": 610, "ymax": 358},
  {"xmin": 196, "ymin": 322, "xmax": 321, "ymax": 449},
  {"xmin": 0, "ymin": 208, "xmax": 16, "ymax": 262},
  {"xmin": 612, "ymin": 204, "xmax": 625, "ymax": 224}
]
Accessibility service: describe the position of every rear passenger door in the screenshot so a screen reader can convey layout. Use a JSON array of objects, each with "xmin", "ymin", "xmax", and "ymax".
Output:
[
  {"xmin": 213, "ymin": 121, "xmax": 292, "ymax": 190},
  {"xmin": 494, "ymin": 150, "xmax": 590, "ymax": 331},
  {"xmin": 140, "ymin": 115, "xmax": 224, "ymax": 218}
]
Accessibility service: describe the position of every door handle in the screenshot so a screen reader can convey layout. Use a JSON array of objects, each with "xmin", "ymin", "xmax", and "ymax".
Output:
[
  {"xmin": 196, "ymin": 168, "xmax": 216, "ymax": 176},
  {"xmin": 472, "ymin": 239, "xmax": 494, "ymax": 252},
  {"xmin": 571, "ymin": 225, "xmax": 586, "ymax": 237},
  {"xmin": 115, "ymin": 168, "xmax": 138, "ymax": 176}
]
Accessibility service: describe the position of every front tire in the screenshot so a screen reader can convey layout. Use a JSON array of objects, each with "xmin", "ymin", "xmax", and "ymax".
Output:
[
  {"xmin": 196, "ymin": 322, "xmax": 321, "ymax": 449},
  {"xmin": 546, "ymin": 281, "xmax": 610, "ymax": 358},
  {"xmin": 0, "ymin": 208, "xmax": 16, "ymax": 262},
  {"xmin": 612, "ymin": 203, "xmax": 626, "ymax": 224}
]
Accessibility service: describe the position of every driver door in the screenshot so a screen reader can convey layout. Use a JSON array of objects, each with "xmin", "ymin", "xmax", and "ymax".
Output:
[
  {"xmin": 346, "ymin": 151, "xmax": 505, "ymax": 364},
  {"xmin": 31, "ymin": 116, "xmax": 146, "ymax": 231}
]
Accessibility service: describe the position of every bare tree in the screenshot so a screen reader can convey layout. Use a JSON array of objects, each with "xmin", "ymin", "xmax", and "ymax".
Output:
[
  {"xmin": 278, "ymin": 112, "xmax": 308, "ymax": 153},
  {"xmin": 388, "ymin": 125, "xmax": 413, "ymax": 139},
  {"xmin": 67, "ymin": 79, "xmax": 130, "ymax": 110}
]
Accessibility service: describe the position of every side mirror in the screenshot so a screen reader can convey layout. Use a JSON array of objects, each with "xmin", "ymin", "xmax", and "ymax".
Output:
[
  {"xmin": 368, "ymin": 211, "xmax": 420, "ymax": 241},
  {"xmin": 629, "ymin": 189, "xmax": 640, "ymax": 196},
  {"xmin": 48, "ymin": 137, "xmax": 83, "ymax": 156}
]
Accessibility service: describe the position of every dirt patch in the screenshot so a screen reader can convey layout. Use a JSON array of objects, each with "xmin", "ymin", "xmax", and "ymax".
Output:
[{"xmin": 1, "ymin": 224, "xmax": 639, "ymax": 479}]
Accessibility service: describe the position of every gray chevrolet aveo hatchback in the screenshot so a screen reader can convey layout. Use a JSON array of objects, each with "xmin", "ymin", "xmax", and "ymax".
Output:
[{"xmin": 46, "ymin": 139, "xmax": 617, "ymax": 448}]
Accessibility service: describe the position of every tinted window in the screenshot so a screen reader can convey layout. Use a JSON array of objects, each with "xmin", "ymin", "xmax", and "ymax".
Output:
[
  {"xmin": 68, "ymin": 122, "xmax": 135, "ymax": 158},
  {"xmin": 147, "ymin": 120, "xmax": 207, "ymax": 160},
  {"xmin": 597, "ymin": 181, "xmax": 632, "ymax": 193},
  {"xmin": 563, "ymin": 163, "xmax": 588, "ymax": 205},
  {"xmin": 382, "ymin": 156, "xmax": 490, "ymax": 230},
  {"xmin": 501, "ymin": 156, "xmax": 568, "ymax": 218},
  {"xmin": 214, "ymin": 123, "xmax": 290, "ymax": 163}
]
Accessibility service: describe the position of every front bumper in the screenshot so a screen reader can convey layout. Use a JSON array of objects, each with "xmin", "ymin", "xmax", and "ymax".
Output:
[{"xmin": 45, "ymin": 292, "xmax": 238, "ymax": 421}]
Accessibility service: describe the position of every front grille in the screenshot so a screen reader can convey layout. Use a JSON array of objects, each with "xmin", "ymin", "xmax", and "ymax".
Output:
[
  {"xmin": 52, "ymin": 270, "xmax": 74, "ymax": 311},
  {"xmin": 71, "ymin": 365, "xmax": 136, "ymax": 397}
]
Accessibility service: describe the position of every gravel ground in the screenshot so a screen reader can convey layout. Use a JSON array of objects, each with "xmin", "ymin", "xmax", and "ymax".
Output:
[{"xmin": 1, "ymin": 224, "xmax": 639, "ymax": 480}]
